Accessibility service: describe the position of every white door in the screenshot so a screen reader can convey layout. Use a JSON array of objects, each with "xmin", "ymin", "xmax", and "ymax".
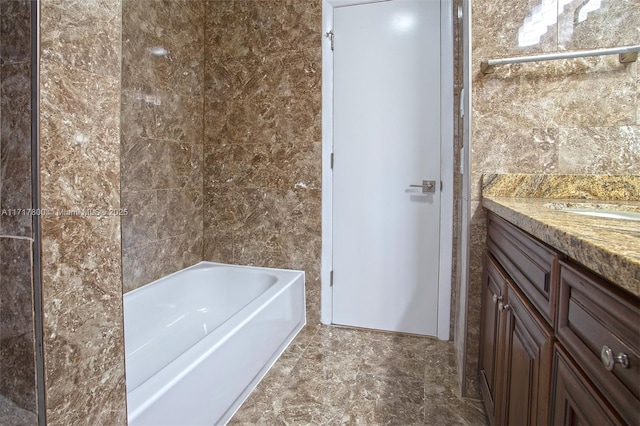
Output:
[{"xmin": 332, "ymin": 0, "xmax": 442, "ymax": 336}]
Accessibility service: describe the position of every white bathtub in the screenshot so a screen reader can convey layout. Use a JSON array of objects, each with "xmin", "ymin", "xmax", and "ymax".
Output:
[{"xmin": 123, "ymin": 261, "xmax": 306, "ymax": 425}]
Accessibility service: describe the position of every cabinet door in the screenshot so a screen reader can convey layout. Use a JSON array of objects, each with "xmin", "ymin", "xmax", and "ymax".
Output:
[
  {"xmin": 550, "ymin": 345, "xmax": 623, "ymax": 425},
  {"xmin": 479, "ymin": 254, "xmax": 506, "ymax": 425},
  {"xmin": 500, "ymin": 281, "xmax": 553, "ymax": 426}
]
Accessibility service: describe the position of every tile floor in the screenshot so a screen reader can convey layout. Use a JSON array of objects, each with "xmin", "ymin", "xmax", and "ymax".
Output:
[{"xmin": 229, "ymin": 324, "xmax": 488, "ymax": 425}]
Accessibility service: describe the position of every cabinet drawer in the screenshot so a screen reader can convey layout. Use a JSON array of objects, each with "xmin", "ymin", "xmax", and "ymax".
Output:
[
  {"xmin": 487, "ymin": 212, "xmax": 559, "ymax": 326},
  {"xmin": 556, "ymin": 260, "xmax": 640, "ymax": 426},
  {"xmin": 550, "ymin": 344, "xmax": 623, "ymax": 425}
]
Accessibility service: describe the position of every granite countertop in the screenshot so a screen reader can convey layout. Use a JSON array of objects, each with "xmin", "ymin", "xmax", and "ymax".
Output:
[{"xmin": 481, "ymin": 174, "xmax": 640, "ymax": 298}]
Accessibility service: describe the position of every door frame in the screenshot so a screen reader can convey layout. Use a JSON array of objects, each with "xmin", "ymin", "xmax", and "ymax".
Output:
[{"xmin": 321, "ymin": 0, "xmax": 454, "ymax": 340}]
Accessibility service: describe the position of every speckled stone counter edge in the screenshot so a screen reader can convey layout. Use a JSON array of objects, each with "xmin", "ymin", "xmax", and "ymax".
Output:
[
  {"xmin": 482, "ymin": 174, "xmax": 640, "ymax": 201},
  {"xmin": 481, "ymin": 174, "xmax": 640, "ymax": 297}
]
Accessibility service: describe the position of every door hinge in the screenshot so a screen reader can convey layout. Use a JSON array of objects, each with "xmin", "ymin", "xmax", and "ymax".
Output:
[
  {"xmin": 330, "ymin": 270, "xmax": 334, "ymax": 287},
  {"xmin": 326, "ymin": 30, "xmax": 334, "ymax": 51},
  {"xmin": 440, "ymin": 181, "xmax": 443, "ymax": 191},
  {"xmin": 331, "ymin": 152, "xmax": 334, "ymax": 169}
]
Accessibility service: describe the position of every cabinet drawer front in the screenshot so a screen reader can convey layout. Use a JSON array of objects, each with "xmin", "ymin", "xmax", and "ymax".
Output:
[
  {"xmin": 550, "ymin": 345, "xmax": 624, "ymax": 425},
  {"xmin": 487, "ymin": 213, "xmax": 559, "ymax": 326},
  {"xmin": 557, "ymin": 261, "xmax": 640, "ymax": 425}
]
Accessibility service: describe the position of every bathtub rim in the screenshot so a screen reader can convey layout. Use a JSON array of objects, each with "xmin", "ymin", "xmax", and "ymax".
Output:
[{"xmin": 123, "ymin": 260, "xmax": 303, "ymax": 298}]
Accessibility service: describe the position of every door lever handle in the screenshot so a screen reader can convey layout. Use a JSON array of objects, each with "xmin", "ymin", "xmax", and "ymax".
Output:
[{"xmin": 409, "ymin": 180, "xmax": 436, "ymax": 193}]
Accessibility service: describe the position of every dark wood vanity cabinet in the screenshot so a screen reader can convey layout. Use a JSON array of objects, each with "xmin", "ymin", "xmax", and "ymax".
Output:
[
  {"xmin": 480, "ymin": 212, "xmax": 557, "ymax": 426},
  {"xmin": 480, "ymin": 253, "xmax": 553, "ymax": 426},
  {"xmin": 481, "ymin": 211, "xmax": 640, "ymax": 426}
]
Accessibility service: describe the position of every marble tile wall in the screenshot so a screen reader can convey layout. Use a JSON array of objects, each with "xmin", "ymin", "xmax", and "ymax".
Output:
[
  {"xmin": 451, "ymin": 0, "xmax": 464, "ymax": 344},
  {"xmin": 120, "ymin": 0, "xmax": 205, "ymax": 292},
  {"xmin": 451, "ymin": 0, "xmax": 469, "ymax": 399},
  {"xmin": 466, "ymin": 0, "xmax": 640, "ymax": 396},
  {"xmin": 0, "ymin": 238, "xmax": 35, "ymax": 416},
  {"xmin": 39, "ymin": 0, "xmax": 127, "ymax": 423},
  {"xmin": 203, "ymin": 1, "xmax": 322, "ymax": 323},
  {"xmin": 1, "ymin": 0, "xmax": 32, "ymax": 238},
  {"xmin": 0, "ymin": 0, "xmax": 36, "ymax": 418}
]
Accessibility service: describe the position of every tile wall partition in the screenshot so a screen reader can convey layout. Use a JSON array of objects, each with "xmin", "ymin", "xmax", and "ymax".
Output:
[
  {"xmin": 203, "ymin": 1, "xmax": 323, "ymax": 324},
  {"xmin": 0, "ymin": 238, "xmax": 35, "ymax": 418},
  {"xmin": 466, "ymin": 0, "xmax": 640, "ymax": 396},
  {"xmin": 120, "ymin": 0, "xmax": 205, "ymax": 292},
  {"xmin": 451, "ymin": 0, "xmax": 464, "ymax": 353},
  {"xmin": 1, "ymin": 0, "xmax": 32, "ymax": 239},
  {"xmin": 39, "ymin": 0, "xmax": 127, "ymax": 423},
  {"xmin": 0, "ymin": 0, "xmax": 36, "ymax": 420}
]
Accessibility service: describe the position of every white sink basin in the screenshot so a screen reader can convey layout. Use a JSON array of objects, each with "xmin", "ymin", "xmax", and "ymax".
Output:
[
  {"xmin": 544, "ymin": 202, "xmax": 640, "ymax": 221},
  {"xmin": 561, "ymin": 209, "xmax": 640, "ymax": 221}
]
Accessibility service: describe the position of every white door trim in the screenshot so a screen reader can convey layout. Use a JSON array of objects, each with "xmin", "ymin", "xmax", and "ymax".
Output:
[{"xmin": 321, "ymin": 0, "xmax": 454, "ymax": 340}]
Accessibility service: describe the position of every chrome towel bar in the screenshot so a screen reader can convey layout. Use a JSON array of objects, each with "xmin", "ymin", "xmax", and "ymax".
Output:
[{"xmin": 481, "ymin": 44, "xmax": 640, "ymax": 75}]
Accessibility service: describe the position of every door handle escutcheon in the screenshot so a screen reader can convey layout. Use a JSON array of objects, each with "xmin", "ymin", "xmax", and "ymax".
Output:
[{"xmin": 409, "ymin": 180, "xmax": 436, "ymax": 193}]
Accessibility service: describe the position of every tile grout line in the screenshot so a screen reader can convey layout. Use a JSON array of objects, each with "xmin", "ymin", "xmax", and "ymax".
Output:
[{"xmin": 0, "ymin": 234, "xmax": 35, "ymax": 242}]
